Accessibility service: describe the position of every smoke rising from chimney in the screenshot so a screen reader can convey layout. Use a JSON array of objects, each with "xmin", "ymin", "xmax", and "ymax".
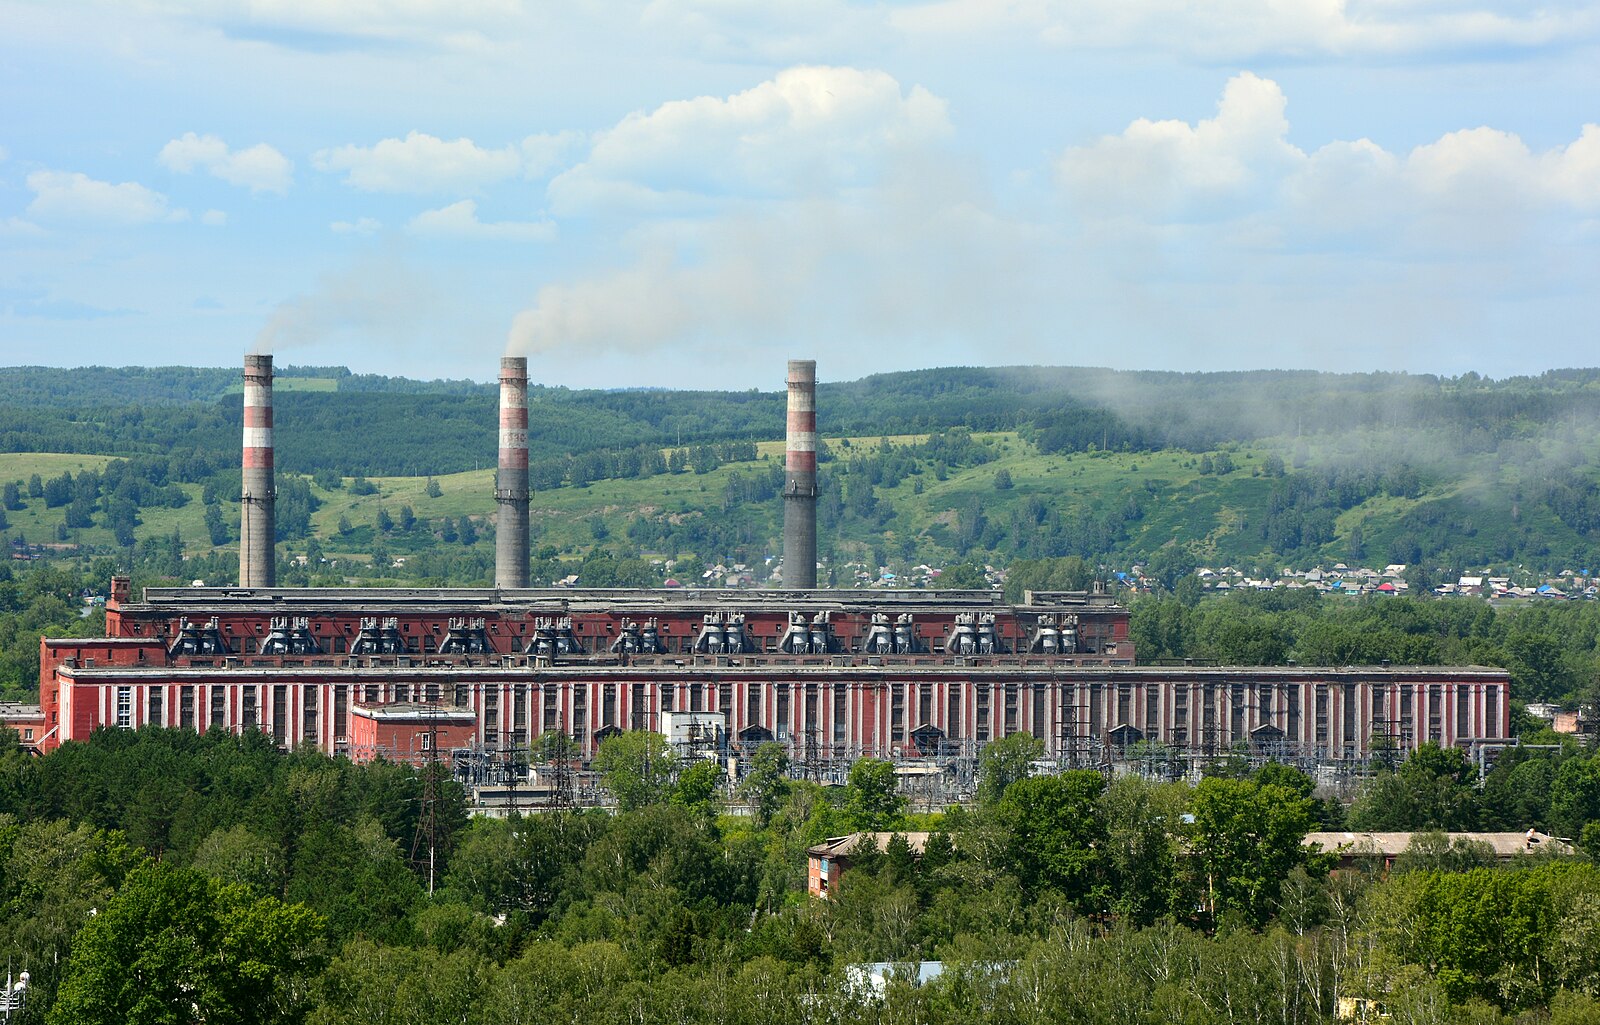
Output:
[{"xmin": 254, "ymin": 250, "xmax": 438, "ymax": 355}]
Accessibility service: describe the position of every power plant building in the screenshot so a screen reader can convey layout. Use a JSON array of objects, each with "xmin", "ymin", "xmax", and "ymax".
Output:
[{"xmin": 28, "ymin": 356, "xmax": 1513, "ymax": 771}]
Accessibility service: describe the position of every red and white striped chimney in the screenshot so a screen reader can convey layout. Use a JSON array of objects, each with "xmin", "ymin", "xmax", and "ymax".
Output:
[
  {"xmin": 240, "ymin": 353, "xmax": 275, "ymax": 588},
  {"xmin": 782, "ymin": 359, "xmax": 818, "ymax": 589},
  {"xmin": 495, "ymin": 356, "xmax": 530, "ymax": 588}
]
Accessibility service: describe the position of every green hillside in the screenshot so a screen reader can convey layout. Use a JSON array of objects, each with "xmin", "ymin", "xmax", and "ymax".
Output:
[{"xmin": 6, "ymin": 364, "xmax": 1600, "ymax": 583}]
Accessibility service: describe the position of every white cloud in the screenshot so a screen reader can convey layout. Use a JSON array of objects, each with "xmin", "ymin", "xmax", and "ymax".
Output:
[
  {"xmin": 201, "ymin": 209, "xmax": 228, "ymax": 226},
  {"xmin": 407, "ymin": 200, "xmax": 554, "ymax": 241},
  {"xmin": 890, "ymin": 0, "xmax": 1600, "ymax": 60},
  {"xmin": 159, "ymin": 132, "xmax": 293, "ymax": 194},
  {"xmin": 1058, "ymin": 73, "xmax": 1600, "ymax": 247},
  {"xmin": 25, "ymin": 170, "xmax": 185, "ymax": 226},
  {"xmin": 549, "ymin": 65, "xmax": 952, "ymax": 213},
  {"xmin": 313, "ymin": 131, "xmax": 525, "ymax": 193},
  {"xmin": 331, "ymin": 217, "xmax": 383, "ymax": 235},
  {"xmin": 1057, "ymin": 72, "xmax": 1302, "ymax": 220}
]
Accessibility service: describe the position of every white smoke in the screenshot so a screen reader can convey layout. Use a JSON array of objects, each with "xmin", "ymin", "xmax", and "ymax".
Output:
[{"xmin": 254, "ymin": 249, "xmax": 438, "ymax": 355}]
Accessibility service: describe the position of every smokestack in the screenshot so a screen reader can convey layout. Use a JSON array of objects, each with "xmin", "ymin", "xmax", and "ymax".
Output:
[
  {"xmin": 783, "ymin": 359, "xmax": 818, "ymax": 589},
  {"xmin": 240, "ymin": 353, "xmax": 275, "ymax": 588},
  {"xmin": 495, "ymin": 356, "xmax": 530, "ymax": 589}
]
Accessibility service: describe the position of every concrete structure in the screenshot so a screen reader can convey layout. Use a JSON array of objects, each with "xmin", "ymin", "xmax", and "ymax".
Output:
[
  {"xmin": 239, "ymin": 353, "xmax": 275, "ymax": 588},
  {"xmin": 347, "ymin": 702, "xmax": 480, "ymax": 765},
  {"xmin": 0, "ymin": 702, "xmax": 45, "ymax": 754},
  {"xmin": 494, "ymin": 356, "xmax": 530, "ymax": 589},
  {"xmin": 25, "ymin": 353, "xmax": 1514, "ymax": 787},
  {"xmin": 809, "ymin": 831, "xmax": 933, "ymax": 898},
  {"xmin": 782, "ymin": 359, "xmax": 818, "ymax": 589},
  {"xmin": 1305, "ymin": 830, "xmax": 1574, "ymax": 873},
  {"xmin": 35, "ymin": 581, "xmax": 1508, "ymax": 774}
]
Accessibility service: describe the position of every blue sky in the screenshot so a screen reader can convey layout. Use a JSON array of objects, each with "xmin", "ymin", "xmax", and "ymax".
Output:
[{"xmin": 1, "ymin": 1, "xmax": 1596, "ymax": 389}]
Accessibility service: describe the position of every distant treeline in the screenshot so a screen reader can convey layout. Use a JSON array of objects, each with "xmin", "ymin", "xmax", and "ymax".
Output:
[{"xmin": 9, "ymin": 363, "xmax": 1600, "ymax": 475}]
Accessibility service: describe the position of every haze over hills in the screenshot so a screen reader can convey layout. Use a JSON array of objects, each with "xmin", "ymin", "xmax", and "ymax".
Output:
[{"xmin": 2, "ymin": 363, "xmax": 1600, "ymax": 581}]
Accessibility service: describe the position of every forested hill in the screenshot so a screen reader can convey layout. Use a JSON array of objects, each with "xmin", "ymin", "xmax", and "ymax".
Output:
[
  {"xmin": 5, "ymin": 363, "xmax": 1600, "ymax": 476},
  {"xmin": 6, "ymin": 362, "xmax": 1600, "ymax": 581}
]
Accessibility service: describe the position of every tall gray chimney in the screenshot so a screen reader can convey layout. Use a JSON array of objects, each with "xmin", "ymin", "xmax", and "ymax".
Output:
[
  {"xmin": 495, "ymin": 356, "xmax": 530, "ymax": 588},
  {"xmin": 782, "ymin": 359, "xmax": 818, "ymax": 589},
  {"xmin": 240, "ymin": 353, "xmax": 275, "ymax": 588}
]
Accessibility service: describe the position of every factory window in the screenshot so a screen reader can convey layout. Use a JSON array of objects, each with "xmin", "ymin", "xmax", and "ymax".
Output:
[
  {"xmin": 1004, "ymin": 685, "xmax": 1018, "ymax": 734},
  {"xmin": 1372, "ymin": 688, "xmax": 1386, "ymax": 718},
  {"xmin": 210, "ymin": 687, "xmax": 226, "ymax": 727},
  {"xmin": 572, "ymin": 687, "xmax": 586, "ymax": 743},
  {"xmin": 1486, "ymin": 686, "xmax": 1499, "ymax": 736},
  {"xmin": 1089, "ymin": 685, "xmax": 1102, "ymax": 737},
  {"xmin": 1258, "ymin": 685, "xmax": 1273, "ymax": 721},
  {"xmin": 485, "ymin": 690, "xmax": 500, "ymax": 731},
  {"xmin": 149, "ymin": 687, "xmax": 164, "ymax": 726},
  {"xmin": 116, "ymin": 687, "xmax": 133, "ymax": 729},
  {"xmin": 333, "ymin": 637, "xmax": 346, "ymax": 654},
  {"xmin": 1287, "ymin": 687, "xmax": 1299, "ymax": 739},
  {"xmin": 272, "ymin": 686, "xmax": 287, "ymax": 744},
  {"xmin": 975, "ymin": 687, "xmax": 990, "ymax": 742},
  {"xmin": 1173, "ymin": 686, "xmax": 1189, "ymax": 745},
  {"xmin": 1343, "ymin": 687, "xmax": 1357, "ymax": 749},
  {"xmin": 718, "ymin": 683, "xmax": 732, "ymax": 712},
  {"xmin": 425, "ymin": 683, "xmax": 440, "ymax": 704},
  {"xmin": 833, "ymin": 686, "xmax": 847, "ymax": 746},
  {"xmin": 181, "ymin": 686, "xmax": 196, "ymax": 729},
  {"xmin": 334, "ymin": 687, "xmax": 347, "ymax": 740},
  {"xmin": 303, "ymin": 688, "xmax": 318, "ymax": 743},
  {"xmin": 1116, "ymin": 684, "xmax": 1131, "ymax": 727},
  {"xmin": 1035, "ymin": 687, "xmax": 1049, "ymax": 741},
  {"xmin": 1202, "ymin": 685, "xmax": 1216, "ymax": 731},
  {"xmin": 919, "ymin": 684, "xmax": 932, "ymax": 729},
  {"xmin": 1456, "ymin": 685, "xmax": 1470, "ymax": 737},
  {"xmin": 544, "ymin": 689, "xmax": 558, "ymax": 731},
  {"xmin": 947, "ymin": 689, "xmax": 961, "ymax": 739},
  {"xmin": 776, "ymin": 687, "xmax": 790, "ymax": 741},
  {"xmin": 890, "ymin": 686, "xmax": 905, "ymax": 742},
  {"xmin": 241, "ymin": 689, "xmax": 256, "ymax": 728},
  {"xmin": 690, "ymin": 685, "xmax": 704, "ymax": 713},
  {"xmin": 454, "ymin": 685, "xmax": 469, "ymax": 707},
  {"xmin": 1143, "ymin": 685, "xmax": 1158, "ymax": 740},
  {"xmin": 746, "ymin": 688, "xmax": 761, "ymax": 731},
  {"xmin": 1314, "ymin": 686, "xmax": 1329, "ymax": 745},
  {"xmin": 603, "ymin": 686, "xmax": 617, "ymax": 727},
  {"xmin": 519, "ymin": 687, "xmax": 531, "ymax": 731},
  {"xmin": 1427, "ymin": 686, "xmax": 1442, "ymax": 742},
  {"xmin": 1229, "ymin": 684, "xmax": 1245, "ymax": 743},
  {"xmin": 660, "ymin": 683, "xmax": 675, "ymax": 711},
  {"xmin": 395, "ymin": 683, "xmax": 410, "ymax": 703}
]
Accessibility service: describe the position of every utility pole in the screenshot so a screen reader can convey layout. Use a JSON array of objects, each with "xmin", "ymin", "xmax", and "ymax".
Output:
[{"xmin": 410, "ymin": 705, "xmax": 440, "ymax": 895}]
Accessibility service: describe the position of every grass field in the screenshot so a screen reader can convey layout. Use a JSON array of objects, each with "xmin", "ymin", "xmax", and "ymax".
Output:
[{"xmin": 0, "ymin": 431, "xmax": 1583, "ymax": 575}]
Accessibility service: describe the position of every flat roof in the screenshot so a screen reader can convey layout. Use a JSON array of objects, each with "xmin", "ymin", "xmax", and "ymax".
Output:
[
  {"xmin": 125, "ymin": 586, "xmax": 1127, "ymax": 616},
  {"xmin": 350, "ymin": 702, "xmax": 477, "ymax": 723},
  {"xmin": 55, "ymin": 663, "xmax": 1510, "ymax": 683}
]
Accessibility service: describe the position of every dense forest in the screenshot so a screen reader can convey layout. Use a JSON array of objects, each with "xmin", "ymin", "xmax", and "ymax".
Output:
[
  {"xmin": 2, "ymin": 725, "xmax": 1600, "ymax": 1023},
  {"xmin": 5, "ymin": 363, "xmax": 1600, "ymax": 581}
]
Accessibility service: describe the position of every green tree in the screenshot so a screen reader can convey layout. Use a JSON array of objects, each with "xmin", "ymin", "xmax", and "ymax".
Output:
[
  {"xmin": 1349, "ymin": 742, "xmax": 1480, "ymax": 831},
  {"xmin": 993, "ymin": 468, "xmax": 1013, "ymax": 490},
  {"xmin": 738, "ymin": 743, "xmax": 791, "ymax": 827},
  {"xmin": 1550, "ymin": 754, "xmax": 1600, "ymax": 840},
  {"xmin": 844, "ymin": 758, "xmax": 904, "ymax": 831},
  {"xmin": 671, "ymin": 758, "xmax": 724, "ymax": 820},
  {"xmin": 49, "ymin": 861, "xmax": 326, "ymax": 1025},
  {"xmin": 1189, "ymin": 776, "xmax": 1318, "ymax": 926},
  {"xmin": 424, "ymin": 477, "xmax": 442, "ymax": 498},
  {"xmin": 998, "ymin": 771, "xmax": 1108, "ymax": 908},
  {"xmin": 593, "ymin": 731, "xmax": 677, "ymax": 812},
  {"xmin": 976, "ymin": 732, "xmax": 1044, "ymax": 807}
]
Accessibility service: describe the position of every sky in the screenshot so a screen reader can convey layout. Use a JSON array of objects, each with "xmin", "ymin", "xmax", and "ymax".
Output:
[{"xmin": 0, "ymin": 1, "xmax": 1596, "ymax": 389}]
